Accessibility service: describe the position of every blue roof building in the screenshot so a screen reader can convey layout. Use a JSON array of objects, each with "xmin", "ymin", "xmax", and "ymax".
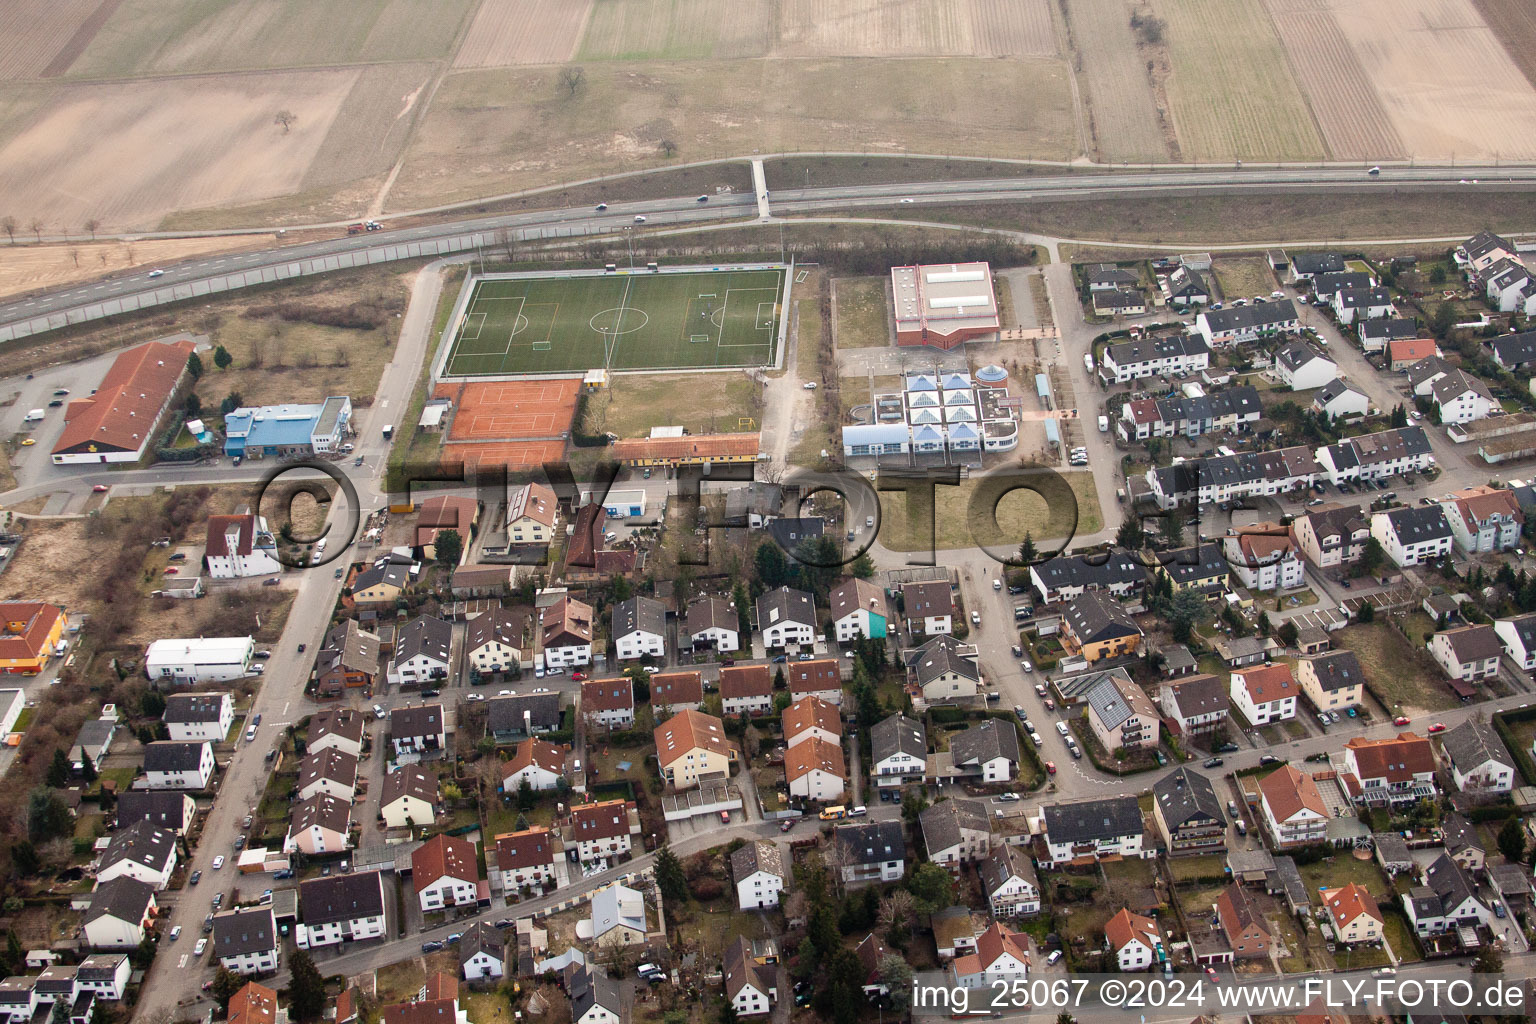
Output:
[{"xmin": 224, "ymin": 396, "xmax": 352, "ymax": 457}]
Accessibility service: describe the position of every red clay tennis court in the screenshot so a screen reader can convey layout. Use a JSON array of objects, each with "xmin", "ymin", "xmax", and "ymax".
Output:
[
  {"xmin": 436, "ymin": 379, "xmax": 580, "ymax": 441},
  {"xmin": 443, "ymin": 440, "xmax": 567, "ymax": 473}
]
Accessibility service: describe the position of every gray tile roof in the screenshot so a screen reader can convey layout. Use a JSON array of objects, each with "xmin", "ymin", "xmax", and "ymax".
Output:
[
  {"xmin": 84, "ymin": 877, "xmax": 154, "ymax": 927},
  {"xmin": 114, "ymin": 791, "xmax": 192, "ymax": 832},
  {"xmin": 835, "ymin": 821, "xmax": 905, "ymax": 867},
  {"xmin": 99, "ymin": 820, "xmax": 177, "ymax": 875},
  {"xmin": 612, "ymin": 596, "xmax": 666, "ymax": 640},
  {"xmin": 920, "ymin": 799, "xmax": 988, "ymax": 857},
  {"xmin": 1042, "ymin": 796, "xmax": 1142, "ymax": 844},
  {"xmin": 458, "ymin": 921, "xmax": 504, "ymax": 969},
  {"xmin": 143, "ymin": 740, "xmax": 205, "ymax": 774},
  {"xmin": 1153, "ymin": 767, "xmax": 1223, "ymax": 829},
  {"xmin": 1063, "ymin": 590, "xmax": 1140, "ymax": 645},
  {"xmin": 1303, "ymin": 650, "xmax": 1364, "ymax": 692},
  {"xmin": 730, "ymin": 840, "xmax": 784, "ymax": 883},
  {"xmin": 870, "ymin": 713, "xmax": 926, "ymax": 765},
  {"xmin": 213, "ymin": 906, "xmax": 276, "ymax": 959},
  {"xmin": 1381, "ymin": 505, "xmax": 1452, "ymax": 545},
  {"xmin": 949, "ymin": 720, "xmax": 1020, "ymax": 768},
  {"xmin": 685, "ymin": 597, "xmax": 737, "ymax": 637},
  {"xmin": 980, "ymin": 842, "xmax": 1038, "ymax": 899},
  {"xmin": 756, "ymin": 586, "xmax": 816, "ymax": 629},
  {"xmin": 161, "ymin": 693, "xmax": 227, "ymax": 724},
  {"xmin": 299, "ymin": 871, "xmax": 386, "ymax": 926},
  {"xmin": 908, "ymin": 634, "xmax": 979, "ymax": 687},
  {"xmin": 487, "ymin": 693, "xmax": 561, "ymax": 734},
  {"xmin": 394, "ymin": 616, "xmax": 451, "ymax": 669}
]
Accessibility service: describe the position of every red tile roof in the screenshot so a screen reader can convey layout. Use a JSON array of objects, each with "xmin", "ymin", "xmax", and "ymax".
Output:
[
  {"xmin": 649, "ymin": 671, "xmax": 703, "ymax": 707},
  {"xmin": 411, "ymin": 834, "xmax": 477, "ymax": 891},
  {"xmin": 54, "ymin": 339, "xmax": 194, "ymax": 456},
  {"xmin": 1235, "ymin": 663, "xmax": 1296, "ymax": 706},
  {"xmin": 205, "ymin": 514, "xmax": 259, "ymax": 558},
  {"xmin": 581, "ymin": 678, "xmax": 634, "ymax": 713},
  {"xmin": 1388, "ymin": 337, "xmax": 1437, "ymax": 365},
  {"xmin": 569, "ymin": 799, "xmax": 633, "ymax": 842},
  {"xmin": 1104, "ymin": 908, "xmax": 1160, "ymax": 952},
  {"xmin": 506, "ymin": 738, "xmax": 568, "ymax": 778},
  {"xmin": 229, "ymin": 982, "xmax": 277, "ymax": 1024},
  {"xmin": 0, "ymin": 602, "xmax": 66, "ymax": 663},
  {"xmin": 719, "ymin": 665, "xmax": 772, "ymax": 700},
  {"xmin": 783, "ymin": 696, "xmax": 842, "ymax": 742},
  {"xmin": 1322, "ymin": 883, "xmax": 1382, "ymax": 928},
  {"xmin": 785, "ymin": 737, "xmax": 846, "ymax": 783},
  {"xmin": 787, "ymin": 659, "xmax": 841, "ymax": 695},
  {"xmin": 610, "ymin": 433, "xmax": 761, "ymax": 463},
  {"xmin": 654, "ymin": 709, "xmax": 732, "ymax": 769},
  {"xmin": 1258, "ymin": 764, "xmax": 1327, "ymax": 822},
  {"xmin": 1344, "ymin": 733, "xmax": 1435, "ymax": 784},
  {"xmin": 494, "ymin": 828, "xmax": 555, "ymax": 872}
]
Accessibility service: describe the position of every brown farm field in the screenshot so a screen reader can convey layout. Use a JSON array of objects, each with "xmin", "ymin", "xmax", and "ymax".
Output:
[
  {"xmin": 66, "ymin": 0, "xmax": 477, "ymax": 76},
  {"xmin": 577, "ymin": 0, "xmax": 772, "ymax": 60},
  {"xmin": 1473, "ymin": 0, "xmax": 1536, "ymax": 90},
  {"xmin": 1324, "ymin": 0, "xmax": 1536, "ymax": 161},
  {"xmin": 772, "ymin": 0, "xmax": 1057, "ymax": 57},
  {"xmin": 454, "ymin": 0, "xmax": 593, "ymax": 67},
  {"xmin": 1262, "ymin": 0, "xmax": 1405, "ymax": 160},
  {"xmin": 0, "ymin": 0, "xmax": 102, "ymax": 80},
  {"xmin": 1150, "ymin": 0, "xmax": 1326, "ymax": 161},
  {"xmin": 386, "ymin": 58, "xmax": 1077, "ymax": 211},
  {"xmin": 0, "ymin": 71, "xmax": 360, "ymax": 231},
  {"xmin": 1061, "ymin": 0, "xmax": 1170, "ymax": 162}
]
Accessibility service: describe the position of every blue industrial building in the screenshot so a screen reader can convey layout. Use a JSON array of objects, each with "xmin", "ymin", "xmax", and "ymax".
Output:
[{"xmin": 224, "ymin": 396, "xmax": 352, "ymax": 458}]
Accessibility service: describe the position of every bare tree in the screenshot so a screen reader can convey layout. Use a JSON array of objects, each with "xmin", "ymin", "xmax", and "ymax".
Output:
[
  {"xmin": 69, "ymin": 249, "xmax": 79, "ymax": 267},
  {"xmin": 273, "ymin": 109, "xmax": 296, "ymax": 134},
  {"xmin": 83, "ymin": 218, "xmax": 100, "ymax": 240},
  {"xmin": 558, "ymin": 66, "xmax": 585, "ymax": 98},
  {"xmin": 0, "ymin": 216, "xmax": 14, "ymax": 244},
  {"xmin": 658, "ymin": 139, "xmax": 678, "ymax": 157},
  {"xmin": 28, "ymin": 219, "xmax": 43, "ymax": 243}
]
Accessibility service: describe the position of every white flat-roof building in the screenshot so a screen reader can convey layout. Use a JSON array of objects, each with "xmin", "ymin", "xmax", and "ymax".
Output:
[
  {"xmin": 144, "ymin": 637, "xmax": 254, "ymax": 684},
  {"xmin": 891, "ymin": 264, "xmax": 1000, "ymax": 349}
]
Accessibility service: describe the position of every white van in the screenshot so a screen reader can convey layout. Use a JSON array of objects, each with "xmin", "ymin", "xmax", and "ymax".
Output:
[
  {"xmin": 314, "ymin": 537, "xmax": 327, "ymax": 553},
  {"xmin": 1055, "ymin": 721, "xmax": 1070, "ymax": 737},
  {"xmin": 1098, "ymin": 415, "xmax": 1109, "ymax": 432}
]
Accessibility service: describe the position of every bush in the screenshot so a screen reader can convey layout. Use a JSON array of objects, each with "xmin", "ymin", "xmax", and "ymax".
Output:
[{"xmin": 688, "ymin": 877, "xmax": 723, "ymax": 901}]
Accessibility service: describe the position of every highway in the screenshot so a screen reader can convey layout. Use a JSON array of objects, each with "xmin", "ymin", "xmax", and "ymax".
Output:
[{"xmin": 4, "ymin": 163, "xmax": 1536, "ymax": 339}]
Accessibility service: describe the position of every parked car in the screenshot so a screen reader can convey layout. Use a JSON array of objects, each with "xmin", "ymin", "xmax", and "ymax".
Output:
[
  {"xmin": 211, "ymin": 856, "xmax": 224, "ymax": 870},
  {"xmin": 780, "ymin": 819, "xmax": 795, "ymax": 832},
  {"xmin": 169, "ymin": 926, "xmax": 182, "ymax": 942},
  {"xmin": 1393, "ymin": 715, "xmax": 1411, "ymax": 726},
  {"xmin": 998, "ymin": 792, "xmax": 1021, "ymax": 802},
  {"xmin": 373, "ymin": 704, "xmax": 386, "ymax": 719},
  {"xmin": 1055, "ymin": 722, "xmax": 1069, "ymax": 737},
  {"xmin": 1204, "ymin": 757, "xmax": 1224, "ymax": 768},
  {"xmin": 193, "ymin": 939, "xmax": 206, "ymax": 956},
  {"xmin": 1044, "ymin": 761, "xmax": 1057, "ymax": 775},
  {"xmin": 1427, "ymin": 723, "xmax": 1447, "ymax": 734},
  {"xmin": 1215, "ymin": 742, "xmax": 1240, "ymax": 753},
  {"xmin": 189, "ymin": 870, "xmax": 201, "ymax": 886},
  {"xmin": 421, "ymin": 689, "xmax": 441, "ymax": 697},
  {"xmin": 1259, "ymin": 755, "xmax": 1280, "ymax": 766},
  {"xmin": 422, "ymin": 941, "xmax": 444, "ymax": 954}
]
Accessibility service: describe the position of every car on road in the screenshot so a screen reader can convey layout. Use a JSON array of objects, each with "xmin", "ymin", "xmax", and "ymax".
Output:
[
  {"xmin": 211, "ymin": 856, "xmax": 224, "ymax": 870},
  {"xmin": 696, "ymin": 195, "xmax": 708, "ymax": 203},
  {"xmin": 253, "ymin": 650, "xmax": 271, "ymax": 660},
  {"xmin": 719, "ymin": 810, "xmax": 730, "ymax": 824},
  {"xmin": 446, "ymin": 933, "xmax": 463, "ymax": 945},
  {"xmin": 1215, "ymin": 742, "xmax": 1240, "ymax": 753},
  {"xmin": 570, "ymin": 671, "xmax": 588, "ymax": 681},
  {"xmin": 1012, "ymin": 645, "xmax": 1023, "ymax": 658},
  {"xmin": 595, "ymin": 203, "xmax": 607, "ymax": 211},
  {"xmin": 243, "ymin": 815, "xmax": 253, "ymax": 828},
  {"xmin": 1044, "ymin": 697, "xmax": 1056, "ymax": 711},
  {"xmin": 1306, "ymin": 498, "xmax": 1324, "ymax": 506},
  {"xmin": 1368, "ymin": 166, "xmax": 1381, "ymax": 175},
  {"xmin": 189, "ymin": 870, "xmax": 201, "ymax": 885},
  {"xmin": 193, "ymin": 939, "xmax": 206, "ymax": 956},
  {"xmin": 253, "ymin": 713, "xmax": 261, "ymax": 726},
  {"xmin": 998, "ymin": 792, "xmax": 1021, "ymax": 802},
  {"xmin": 148, "ymin": 269, "xmax": 164, "ymax": 278},
  {"xmin": 464, "ymin": 693, "xmax": 484, "ymax": 702},
  {"xmin": 1044, "ymin": 761, "xmax": 1057, "ymax": 775},
  {"xmin": 771, "ymin": 655, "xmax": 786, "ymax": 663},
  {"xmin": 1020, "ymin": 660, "xmax": 1033, "ymax": 672},
  {"xmin": 353, "ymin": 455, "xmax": 364, "ymax": 466},
  {"xmin": 495, "ymin": 919, "xmax": 515, "ymax": 929},
  {"xmin": 245, "ymin": 725, "xmax": 256, "ymax": 742},
  {"xmin": 92, "ymin": 484, "xmax": 108, "ymax": 492},
  {"xmin": 373, "ymin": 704, "xmax": 386, "ymax": 719},
  {"xmin": 1055, "ymin": 722, "xmax": 1069, "ymax": 737},
  {"xmin": 803, "ymin": 382, "xmax": 817, "ymax": 389},
  {"xmin": 1393, "ymin": 716, "xmax": 1411, "ymax": 726},
  {"xmin": 1428, "ymin": 722, "xmax": 1447, "ymax": 733},
  {"xmin": 169, "ymin": 926, "xmax": 181, "ymax": 942},
  {"xmin": 1019, "ymin": 717, "xmax": 1033, "ymax": 732},
  {"xmin": 162, "ymin": 566, "xmax": 178, "ymax": 575},
  {"xmin": 297, "ymin": 643, "xmax": 306, "ymax": 653},
  {"xmin": 1204, "ymin": 757, "xmax": 1224, "ymax": 768},
  {"xmin": 211, "ymin": 894, "xmax": 223, "ymax": 909},
  {"xmin": 633, "ymin": 215, "xmax": 646, "ymax": 223},
  {"xmin": 203, "ymin": 914, "xmax": 214, "ymax": 933},
  {"xmin": 421, "ymin": 689, "xmax": 440, "ymax": 697},
  {"xmin": 1033, "ymin": 683, "xmax": 1047, "ymax": 697},
  {"xmin": 421, "ymin": 941, "xmax": 444, "ymax": 954},
  {"xmin": 1259, "ymin": 755, "xmax": 1280, "ymax": 766},
  {"xmin": 1013, "ymin": 705, "xmax": 1025, "ymax": 720},
  {"xmin": 263, "ymin": 577, "xmax": 280, "ymax": 586},
  {"xmin": 780, "ymin": 819, "xmax": 795, "ymax": 832},
  {"xmin": 899, "ymin": 197, "xmax": 914, "ymax": 203},
  {"xmin": 233, "ymin": 835, "xmax": 246, "ymax": 850},
  {"xmin": 1066, "ymin": 739, "xmax": 1081, "ymax": 758}
]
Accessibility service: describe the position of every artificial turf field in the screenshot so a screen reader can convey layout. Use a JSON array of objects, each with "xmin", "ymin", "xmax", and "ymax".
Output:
[{"xmin": 441, "ymin": 268, "xmax": 785, "ymax": 376}]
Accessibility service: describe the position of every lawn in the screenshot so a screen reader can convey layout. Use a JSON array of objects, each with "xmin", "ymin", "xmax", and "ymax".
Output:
[
  {"xmin": 580, "ymin": 373, "xmax": 760, "ymax": 438},
  {"xmin": 833, "ymin": 277, "xmax": 891, "ymax": 349},
  {"xmin": 875, "ymin": 471, "xmax": 1102, "ymax": 553},
  {"xmin": 1381, "ymin": 908, "xmax": 1422, "ymax": 963},
  {"xmin": 1297, "ymin": 851, "xmax": 1388, "ymax": 895},
  {"xmin": 462, "ymin": 993, "xmax": 515, "ymax": 1024},
  {"xmin": 1212, "ymin": 258, "xmax": 1277, "ymax": 303},
  {"xmin": 1167, "ymin": 855, "xmax": 1227, "ymax": 883},
  {"xmin": 440, "ymin": 269, "xmax": 784, "ymax": 376},
  {"xmin": 1333, "ymin": 622, "xmax": 1460, "ymax": 713},
  {"xmin": 1103, "ymin": 857, "xmax": 1157, "ymax": 887}
]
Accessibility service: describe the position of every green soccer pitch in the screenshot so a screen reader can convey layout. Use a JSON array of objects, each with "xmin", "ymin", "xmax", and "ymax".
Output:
[{"xmin": 440, "ymin": 268, "xmax": 786, "ymax": 376}]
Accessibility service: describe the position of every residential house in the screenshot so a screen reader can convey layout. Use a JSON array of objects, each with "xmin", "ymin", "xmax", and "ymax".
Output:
[
  {"xmin": 1029, "ymin": 551, "xmax": 1147, "ymax": 603},
  {"xmin": 161, "ymin": 692, "xmax": 233, "ymax": 743},
  {"xmin": 296, "ymin": 872, "xmax": 388, "ymax": 950},
  {"xmin": 1216, "ymin": 884, "xmax": 1271, "ymax": 959},
  {"xmin": 1490, "ymin": 329, "xmax": 1536, "ymax": 372},
  {"xmin": 581, "ymin": 678, "xmax": 635, "ymax": 729},
  {"xmin": 296, "ymin": 748, "xmax": 359, "ymax": 803},
  {"xmin": 787, "ymin": 659, "xmax": 842, "ymax": 705},
  {"xmin": 1230, "ymin": 664, "xmax": 1298, "ymax": 726},
  {"xmin": 1093, "ymin": 288, "xmax": 1147, "ymax": 316},
  {"xmin": 1404, "ymin": 853, "xmax": 1491, "ymax": 935},
  {"xmin": 1291, "ymin": 504, "xmax": 1370, "ymax": 568},
  {"xmin": 907, "ymin": 634, "xmax": 981, "ymax": 701},
  {"xmin": 1164, "ymin": 265, "xmax": 1211, "ymax": 307},
  {"xmin": 96, "ymin": 821, "xmax": 178, "ymax": 890},
  {"xmin": 565, "ymin": 965, "xmax": 621, "ymax": 1024},
  {"xmin": 648, "ymin": 671, "xmax": 703, "ymax": 713},
  {"xmin": 1313, "ymin": 379, "xmax": 1371, "ymax": 420},
  {"xmin": 144, "ymin": 636, "xmax": 253, "ymax": 684},
  {"xmin": 388, "ymin": 617, "xmax": 452, "ymax": 687},
  {"xmin": 1287, "ymin": 253, "xmax": 1345, "ymax": 282},
  {"xmin": 833, "ymin": 821, "xmax": 906, "ymax": 884},
  {"xmin": 379, "ymin": 766, "xmax": 437, "ymax": 830},
  {"xmin": 719, "ymin": 665, "xmax": 774, "ymax": 716},
  {"xmin": 1153, "ymin": 766, "xmax": 1226, "ymax": 855},
  {"xmin": 753, "ymin": 587, "xmax": 815, "ymax": 650},
  {"xmin": 203, "ymin": 513, "xmax": 281, "ymax": 579},
  {"xmin": 870, "ymin": 713, "xmax": 927, "ymax": 788},
  {"xmin": 951, "ymin": 923, "xmax": 1032, "ymax": 989},
  {"xmin": 1431, "ymin": 369, "xmax": 1496, "ymax": 425},
  {"xmin": 1314, "ymin": 426, "xmax": 1434, "ymax": 486},
  {"xmin": 1157, "ymin": 544, "xmax": 1232, "ymax": 595},
  {"xmin": 1039, "ymin": 796, "xmax": 1144, "ymax": 867},
  {"xmin": 1158, "ymin": 674, "xmax": 1229, "ymax": 737},
  {"xmin": 74, "ymin": 955, "xmax": 129, "ymax": 1003},
  {"xmin": 308, "ymin": 707, "xmax": 366, "ymax": 759},
  {"xmin": 1482, "ymin": 259, "xmax": 1536, "ymax": 312},
  {"xmin": 1332, "ymin": 286, "xmax": 1394, "ymax": 325},
  {"xmin": 0, "ymin": 602, "xmax": 68, "ymax": 676},
  {"xmin": 213, "ymin": 907, "xmax": 279, "ymax": 976},
  {"xmin": 490, "ymin": 828, "xmax": 558, "ymax": 894},
  {"xmin": 486, "ymin": 693, "xmax": 561, "ymax": 743},
  {"xmin": 1389, "ymin": 337, "xmax": 1441, "ymax": 371},
  {"xmin": 612, "ymin": 597, "xmax": 666, "ymax": 662},
  {"xmin": 1257, "ymin": 765, "xmax": 1328, "ymax": 848},
  {"xmin": 1101, "ymin": 334, "xmax": 1211, "ymax": 385},
  {"xmin": 413, "ymin": 834, "xmax": 479, "ymax": 912},
  {"xmin": 1371, "ymin": 506, "xmax": 1453, "ymax": 568},
  {"xmin": 413, "ymin": 495, "xmax": 478, "ymax": 563},
  {"xmin": 390, "ymin": 704, "xmax": 445, "ymax": 764},
  {"xmin": 1440, "ymin": 486, "xmax": 1523, "ymax": 554},
  {"xmin": 567, "ymin": 799, "xmax": 639, "ymax": 863},
  {"xmin": 828, "ymin": 578, "xmax": 888, "ymax": 643},
  {"xmin": 142, "ymin": 741, "xmax": 214, "ymax": 790},
  {"xmin": 785, "ymin": 738, "xmax": 846, "ymax": 802},
  {"xmin": 1341, "ymin": 733, "xmax": 1437, "ymax": 806},
  {"xmin": 949, "ymin": 720, "xmax": 1021, "ymax": 783},
  {"xmin": 505, "ymin": 483, "xmax": 558, "ymax": 545},
  {"xmin": 350, "ymin": 562, "xmax": 410, "ymax": 607},
  {"xmin": 501, "ymin": 739, "xmax": 569, "ymax": 793},
  {"xmin": 654, "ymin": 709, "xmax": 734, "ymax": 790},
  {"xmin": 315, "ymin": 620, "xmax": 381, "ymax": 697},
  {"xmin": 113, "ymin": 791, "xmax": 195, "ymax": 835},
  {"xmin": 783, "ymin": 696, "xmax": 841, "ymax": 749},
  {"xmin": 1408, "ymin": 355, "xmax": 1454, "ymax": 396},
  {"xmin": 1196, "ymin": 300, "xmax": 1299, "ymax": 347},
  {"xmin": 1214, "ymin": 636, "xmax": 1272, "ymax": 668},
  {"xmin": 1495, "ymin": 613, "xmax": 1536, "ymax": 670},
  {"xmin": 1357, "ymin": 318, "xmax": 1418, "ymax": 354},
  {"xmin": 902, "ymin": 581, "xmax": 954, "ymax": 637},
  {"xmin": 1105, "ymin": 909, "xmax": 1163, "ymax": 972},
  {"xmin": 586, "ymin": 883, "xmax": 646, "ymax": 947},
  {"xmin": 1085, "ymin": 264, "xmax": 1139, "ymax": 291},
  {"xmin": 1322, "ymin": 884, "xmax": 1383, "ymax": 944},
  {"xmin": 1061, "ymin": 591, "xmax": 1143, "ymax": 663},
  {"xmin": 464, "ymin": 609, "xmax": 526, "ymax": 676},
  {"xmin": 1430, "ymin": 626, "xmax": 1502, "ymax": 684},
  {"xmin": 920, "ymin": 799, "xmax": 990, "ymax": 870},
  {"xmin": 1312, "ymin": 270, "xmax": 1374, "ymax": 302},
  {"xmin": 540, "ymin": 597, "xmax": 594, "ymax": 669},
  {"xmin": 1297, "ymin": 650, "xmax": 1365, "ymax": 712},
  {"xmin": 723, "ymin": 937, "xmax": 775, "ymax": 1018},
  {"xmin": 731, "ymin": 841, "xmax": 786, "ymax": 911},
  {"xmin": 1443, "ymin": 813, "xmax": 1486, "ymax": 872},
  {"xmin": 980, "ymin": 844, "xmax": 1041, "ymax": 918},
  {"xmin": 1460, "ymin": 231, "xmax": 1519, "ymax": 274},
  {"xmin": 1084, "ymin": 671, "xmax": 1158, "ymax": 752},
  {"xmin": 684, "ymin": 597, "xmax": 740, "ymax": 653},
  {"xmin": 1275, "ymin": 340, "xmax": 1337, "ymax": 390},
  {"xmin": 459, "ymin": 922, "xmax": 505, "ymax": 981},
  {"xmin": 284, "ymin": 794, "xmax": 352, "ymax": 855},
  {"xmin": 1222, "ymin": 527, "xmax": 1305, "ymax": 592},
  {"xmin": 82, "ymin": 878, "xmax": 156, "ymax": 949}
]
